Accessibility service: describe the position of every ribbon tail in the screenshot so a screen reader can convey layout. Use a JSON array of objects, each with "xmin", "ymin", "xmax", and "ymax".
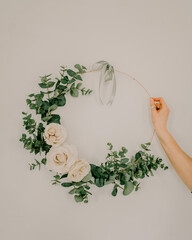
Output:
[
  {"xmin": 106, "ymin": 70, "xmax": 116, "ymax": 106},
  {"xmin": 99, "ymin": 65, "xmax": 116, "ymax": 106}
]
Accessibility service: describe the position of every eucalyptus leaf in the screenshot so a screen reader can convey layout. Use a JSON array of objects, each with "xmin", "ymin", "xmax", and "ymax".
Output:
[
  {"xmin": 82, "ymin": 171, "xmax": 92, "ymax": 182},
  {"xmin": 74, "ymin": 195, "xmax": 84, "ymax": 202},
  {"xmin": 75, "ymin": 75, "xmax": 82, "ymax": 81},
  {"xmin": 112, "ymin": 185, "xmax": 118, "ymax": 196},
  {"xmin": 47, "ymin": 81, "xmax": 55, "ymax": 88},
  {"xmin": 38, "ymin": 83, "xmax": 47, "ymax": 88},
  {"xmin": 70, "ymin": 88, "xmax": 79, "ymax": 97},
  {"xmin": 61, "ymin": 182, "xmax": 73, "ymax": 187},
  {"xmin": 67, "ymin": 69, "xmax": 76, "ymax": 77},
  {"xmin": 48, "ymin": 104, "xmax": 57, "ymax": 112},
  {"xmin": 123, "ymin": 182, "xmax": 134, "ymax": 196}
]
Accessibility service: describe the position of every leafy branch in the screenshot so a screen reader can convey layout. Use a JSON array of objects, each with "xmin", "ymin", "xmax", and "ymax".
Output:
[
  {"xmin": 20, "ymin": 64, "xmax": 93, "ymax": 170},
  {"xmin": 60, "ymin": 142, "xmax": 168, "ymax": 203}
]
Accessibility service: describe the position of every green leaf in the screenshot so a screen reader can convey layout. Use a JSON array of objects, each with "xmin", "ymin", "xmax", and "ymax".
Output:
[
  {"xmin": 75, "ymin": 75, "xmax": 82, "ymax": 81},
  {"xmin": 47, "ymin": 114, "xmax": 60, "ymax": 124},
  {"xmin": 123, "ymin": 172, "xmax": 130, "ymax": 182},
  {"xmin": 54, "ymin": 175, "xmax": 60, "ymax": 180},
  {"xmin": 135, "ymin": 183, "xmax": 140, "ymax": 191},
  {"xmin": 123, "ymin": 182, "xmax": 134, "ymax": 196},
  {"xmin": 74, "ymin": 64, "xmax": 86, "ymax": 73},
  {"xmin": 82, "ymin": 171, "xmax": 92, "ymax": 182},
  {"xmin": 47, "ymin": 81, "xmax": 55, "ymax": 88},
  {"xmin": 112, "ymin": 185, "xmax": 118, "ymax": 196},
  {"xmin": 74, "ymin": 64, "xmax": 81, "ymax": 71},
  {"xmin": 135, "ymin": 152, "xmax": 142, "ymax": 161},
  {"xmin": 67, "ymin": 69, "xmax": 76, "ymax": 77},
  {"xmin": 121, "ymin": 158, "xmax": 129, "ymax": 164},
  {"xmin": 26, "ymin": 99, "xmax": 31, "ymax": 104},
  {"xmin": 60, "ymin": 173, "xmax": 68, "ymax": 179},
  {"xmin": 164, "ymin": 166, "xmax": 168, "ymax": 170},
  {"xmin": 41, "ymin": 158, "xmax": 47, "ymax": 164},
  {"xmin": 70, "ymin": 88, "xmax": 79, "ymax": 97},
  {"xmin": 40, "ymin": 76, "xmax": 47, "ymax": 83},
  {"xmin": 82, "ymin": 65, "xmax": 87, "ymax": 70},
  {"xmin": 38, "ymin": 83, "xmax": 47, "ymax": 88},
  {"xmin": 69, "ymin": 78, "xmax": 76, "ymax": 84},
  {"xmin": 95, "ymin": 178, "xmax": 104, "ymax": 187},
  {"xmin": 76, "ymin": 83, "xmax": 82, "ymax": 89},
  {"xmin": 61, "ymin": 76, "xmax": 69, "ymax": 84},
  {"xmin": 74, "ymin": 181, "xmax": 84, "ymax": 186},
  {"xmin": 61, "ymin": 182, "xmax": 73, "ymax": 187},
  {"xmin": 105, "ymin": 174, "xmax": 116, "ymax": 185},
  {"xmin": 57, "ymin": 85, "xmax": 67, "ymax": 91},
  {"xmin": 42, "ymin": 115, "xmax": 52, "ymax": 122},
  {"xmin": 48, "ymin": 104, "xmax": 57, "ymax": 112},
  {"xmin": 74, "ymin": 195, "xmax": 84, "ymax": 202},
  {"xmin": 107, "ymin": 142, "xmax": 113, "ymax": 150},
  {"xmin": 57, "ymin": 94, "xmax": 66, "ymax": 106},
  {"xmin": 122, "ymin": 147, "xmax": 128, "ymax": 154},
  {"xmin": 141, "ymin": 144, "xmax": 150, "ymax": 151},
  {"xmin": 69, "ymin": 188, "xmax": 77, "ymax": 194},
  {"xmin": 145, "ymin": 142, "xmax": 151, "ymax": 146}
]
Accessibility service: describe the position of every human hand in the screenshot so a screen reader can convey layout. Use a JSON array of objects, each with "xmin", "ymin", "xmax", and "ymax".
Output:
[{"xmin": 149, "ymin": 97, "xmax": 170, "ymax": 134}]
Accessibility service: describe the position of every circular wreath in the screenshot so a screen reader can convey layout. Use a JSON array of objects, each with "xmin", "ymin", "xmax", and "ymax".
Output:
[{"xmin": 20, "ymin": 61, "xmax": 168, "ymax": 203}]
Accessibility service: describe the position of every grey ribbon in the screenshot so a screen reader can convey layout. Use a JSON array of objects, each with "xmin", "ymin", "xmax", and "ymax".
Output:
[{"xmin": 92, "ymin": 60, "xmax": 116, "ymax": 106}]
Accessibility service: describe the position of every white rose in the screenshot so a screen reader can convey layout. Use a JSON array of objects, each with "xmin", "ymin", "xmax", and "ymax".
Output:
[
  {"xmin": 43, "ymin": 123, "xmax": 67, "ymax": 146},
  {"xmin": 46, "ymin": 144, "xmax": 78, "ymax": 174},
  {"xmin": 68, "ymin": 159, "xmax": 91, "ymax": 182}
]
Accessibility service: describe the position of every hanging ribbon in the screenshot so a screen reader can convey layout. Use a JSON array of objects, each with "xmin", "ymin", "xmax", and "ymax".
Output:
[{"xmin": 92, "ymin": 60, "xmax": 116, "ymax": 106}]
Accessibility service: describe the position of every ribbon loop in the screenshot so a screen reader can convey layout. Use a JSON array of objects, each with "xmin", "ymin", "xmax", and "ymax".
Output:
[{"xmin": 92, "ymin": 60, "xmax": 116, "ymax": 106}]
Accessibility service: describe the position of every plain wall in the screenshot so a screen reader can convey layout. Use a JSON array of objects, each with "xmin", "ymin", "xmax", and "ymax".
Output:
[{"xmin": 1, "ymin": 0, "xmax": 192, "ymax": 240}]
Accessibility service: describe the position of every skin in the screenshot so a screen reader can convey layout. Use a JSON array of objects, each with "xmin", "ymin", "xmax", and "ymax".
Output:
[{"xmin": 149, "ymin": 97, "xmax": 192, "ymax": 191}]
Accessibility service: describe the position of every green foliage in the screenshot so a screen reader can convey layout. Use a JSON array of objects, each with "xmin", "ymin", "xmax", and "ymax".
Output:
[
  {"xmin": 52, "ymin": 175, "xmax": 62, "ymax": 185},
  {"xmin": 61, "ymin": 178, "xmax": 93, "ymax": 203},
  {"xmin": 57, "ymin": 142, "xmax": 168, "ymax": 203},
  {"xmin": 20, "ymin": 64, "xmax": 92, "ymax": 154},
  {"xmin": 21, "ymin": 64, "xmax": 93, "ymax": 170}
]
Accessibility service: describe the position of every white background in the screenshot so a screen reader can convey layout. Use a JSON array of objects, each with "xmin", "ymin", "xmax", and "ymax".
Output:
[{"xmin": 1, "ymin": 0, "xmax": 192, "ymax": 240}]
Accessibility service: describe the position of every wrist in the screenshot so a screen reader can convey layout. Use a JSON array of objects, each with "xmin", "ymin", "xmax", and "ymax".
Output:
[{"xmin": 154, "ymin": 126, "xmax": 169, "ymax": 139}]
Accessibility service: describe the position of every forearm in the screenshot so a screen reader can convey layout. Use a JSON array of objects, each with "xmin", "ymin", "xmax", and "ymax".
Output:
[{"xmin": 156, "ymin": 128, "xmax": 192, "ymax": 191}]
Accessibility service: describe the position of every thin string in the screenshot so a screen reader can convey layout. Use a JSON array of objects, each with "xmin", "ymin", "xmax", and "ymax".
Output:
[
  {"xmin": 114, "ymin": 69, "xmax": 151, "ymax": 97},
  {"xmin": 83, "ymin": 68, "xmax": 156, "ymax": 147}
]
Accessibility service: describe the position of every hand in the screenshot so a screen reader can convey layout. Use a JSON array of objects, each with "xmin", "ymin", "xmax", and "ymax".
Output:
[{"xmin": 149, "ymin": 97, "xmax": 170, "ymax": 134}]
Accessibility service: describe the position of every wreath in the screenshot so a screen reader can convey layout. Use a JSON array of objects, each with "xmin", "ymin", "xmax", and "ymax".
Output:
[{"xmin": 20, "ymin": 61, "xmax": 168, "ymax": 203}]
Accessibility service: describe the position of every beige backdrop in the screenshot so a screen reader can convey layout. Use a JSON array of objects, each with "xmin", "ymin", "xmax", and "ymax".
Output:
[{"xmin": 1, "ymin": 0, "xmax": 192, "ymax": 240}]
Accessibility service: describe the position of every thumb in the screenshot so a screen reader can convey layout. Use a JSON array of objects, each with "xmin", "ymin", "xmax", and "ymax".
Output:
[
  {"xmin": 149, "ymin": 97, "xmax": 157, "ymax": 113},
  {"xmin": 149, "ymin": 97, "xmax": 155, "ymax": 107}
]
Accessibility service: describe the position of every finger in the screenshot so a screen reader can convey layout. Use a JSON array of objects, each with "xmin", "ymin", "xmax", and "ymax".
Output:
[
  {"xmin": 150, "ymin": 97, "xmax": 160, "ymax": 108},
  {"xmin": 154, "ymin": 101, "xmax": 160, "ymax": 109},
  {"xmin": 149, "ymin": 97, "xmax": 155, "ymax": 107},
  {"xmin": 152, "ymin": 97, "xmax": 161, "ymax": 101},
  {"xmin": 153, "ymin": 97, "xmax": 168, "ymax": 109},
  {"xmin": 149, "ymin": 98, "xmax": 157, "ymax": 113},
  {"xmin": 152, "ymin": 97, "xmax": 166, "ymax": 104}
]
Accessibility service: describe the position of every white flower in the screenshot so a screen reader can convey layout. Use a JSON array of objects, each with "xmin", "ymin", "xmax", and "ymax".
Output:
[
  {"xmin": 68, "ymin": 159, "xmax": 91, "ymax": 182},
  {"xmin": 43, "ymin": 123, "xmax": 67, "ymax": 146},
  {"xmin": 46, "ymin": 144, "xmax": 78, "ymax": 174}
]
